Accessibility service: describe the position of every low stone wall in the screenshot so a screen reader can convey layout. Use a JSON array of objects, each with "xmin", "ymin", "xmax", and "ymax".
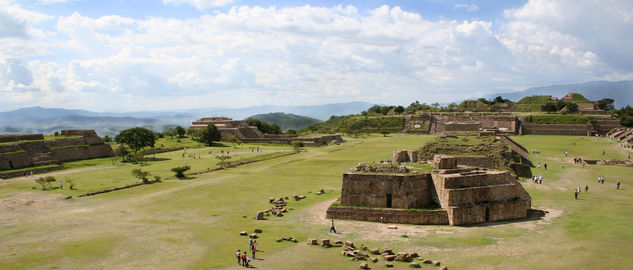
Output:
[
  {"xmin": 0, "ymin": 165, "xmax": 64, "ymax": 179},
  {"xmin": 0, "ymin": 134, "xmax": 44, "ymax": 143},
  {"xmin": 444, "ymin": 183, "xmax": 524, "ymax": 206},
  {"xmin": 51, "ymin": 144, "xmax": 114, "ymax": 162},
  {"xmin": 61, "ymin": 130, "xmax": 98, "ymax": 137},
  {"xmin": 521, "ymin": 124, "xmax": 594, "ymax": 135},
  {"xmin": 441, "ymin": 171, "xmax": 509, "ymax": 189},
  {"xmin": 455, "ymin": 157, "xmax": 494, "ymax": 169},
  {"xmin": 327, "ymin": 206, "xmax": 449, "ymax": 225}
]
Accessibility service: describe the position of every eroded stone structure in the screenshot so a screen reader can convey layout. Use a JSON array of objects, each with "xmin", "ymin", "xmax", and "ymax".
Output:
[
  {"xmin": 190, "ymin": 117, "xmax": 344, "ymax": 146},
  {"xmin": 327, "ymin": 156, "xmax": 531, "ymax": 225},
  {"xmin": 0, "ymin": 130, "xmax": 114, "ymax": 172}
]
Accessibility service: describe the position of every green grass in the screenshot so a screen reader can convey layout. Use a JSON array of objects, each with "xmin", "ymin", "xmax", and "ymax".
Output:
[{"xmin": 1, "ymin": 134, "xmax": 632, "ymax": 269}]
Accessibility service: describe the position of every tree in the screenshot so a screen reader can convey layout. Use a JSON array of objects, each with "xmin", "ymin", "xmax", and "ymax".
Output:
[
  {"xmin": 542, "ymin": 103, "xmax": 557, "ymax": 112},
  {"xmin": 381, "ymin": 131, "xmax": 389, "ymax": 137},
  {"xmin": 115, "ymin": 127, "xmax": 156, "ymax": 153},
  {"xmin": 216, "ymin": 155, "xmax": 232, "ymax": 168},
  {"xmin": 597, "ymin": 98, "xmax": 615, "ymax": 111},
  {"xmin": 175, "ymin": 126, "xmax": 186, "ymax": 137},
  {"xmin": 293, "ymin": 141, "xmax": 305, "ymax": 152},
  {"xmin": 193, "ymin": 124, "xmax": 222, "ymax": 146},
  {"xmin": 286, "ymin": 129, "xmax": 297, "ymax": 135},
  {"xmin": 394, "ymin": 106, "xmax": 405, "ymax": 114},
  {"xmin": 171, "ymin": 165, "xmax": 191, "ymax": 179},
  {"xmin": 35, "ymin": 177, "xmax": 48, "ymax": 190},
  {"xmin": 229, "ymin": 135, "xmax": 242, "ymax": 148},
  {"xmin": 131, "ymin": 168, "xmax": 150, "ymax": 183},
  {"xmin": 103, "ymin": 135, "xmax": 112, "ymax": 142}
]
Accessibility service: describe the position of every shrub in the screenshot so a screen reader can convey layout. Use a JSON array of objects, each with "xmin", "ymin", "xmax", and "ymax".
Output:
[
  {"xmin": 171, "ymin": 166, "xmax": 191, "ymax": 179},
  {"xmin": 131, "ymin": 168, "xmax": 150, "ymax": 183},
  {"xmin": 35, "ymin": 177, "xmax": 48, "ymax": 190}
]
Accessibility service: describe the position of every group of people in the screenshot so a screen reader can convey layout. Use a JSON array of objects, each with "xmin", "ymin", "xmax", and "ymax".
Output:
[
  {"xmin": 236, "ymin": 237, "xmax": 258, "ymax": 267},
  {"xmin": 573, "ymin": 157, "xmax": 583, "ymax": 164},
  {"xmin": 532, "ymin": 175, "xmax": 544, "ymax": 184},
  {"xmin": 536, "ymin": 162, "xmax": 548, "ymax": 170},
  {"xmin": 250, "ymin": 147, "xmax": 263, "ymax": 152}
]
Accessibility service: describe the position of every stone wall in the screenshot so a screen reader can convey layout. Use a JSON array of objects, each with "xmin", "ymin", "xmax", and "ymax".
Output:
[
  {"xmin": 0, "ymin": 165, "xmax": 64, "ymax": 179},
  {"xmin": 392, "ymin": 150, "xmax": 418, "ymax": 163},
  {"xmin": 61, "ymin": 130, "xmax": 98, "ymax": 137},
  {"xmin": 326, "ymin": 206, "xmax": 449, "ymax": 225},
  {"xmin": 448, "ymin": 199, "xmax": 531, "ymax": 225},
  {"xmin": 0, "ymin": 134, "xmax": 44, "ymax": 143},
  {"xmin": 340, "ymin": 173, "xmax": 436, "ymax": 209},
  {"xmin": 454, "ymin": 157, "xmax": 495, "ymax": 168},
  {"xmin": 430, "ymin": 114, "xmax": 518, "ymax": 134},
  {"xmin": 0, "ymin": 130, "xmax": 113, "ymax": 173},
  {"xmin": 520, "ymin": 124, "xmax": 594, "ymax": 135}
]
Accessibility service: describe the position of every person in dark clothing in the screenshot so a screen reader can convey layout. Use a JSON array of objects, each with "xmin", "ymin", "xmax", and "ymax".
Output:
[
  {"xmin": 574, "ymin": 191, "xmax": 578, "ymax": 200},
  {"xmin": 330, "ymin": 219, "xmax": 336, "ymax": 233},
  {"xmin": 544, "ymin": 163, "xmax": 548, "ymax": 170},
  {"xmin": 617, "ymin": 181, "xmax": 621, "ymax": 190}
]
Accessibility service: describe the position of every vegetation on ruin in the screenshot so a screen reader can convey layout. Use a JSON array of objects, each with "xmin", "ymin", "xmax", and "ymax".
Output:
[
  {"xmin": 1, "ymin": 134, "xmax": 633, "ymax": 269},
  {"xmin": 522, "ymin": 114, "xmax": 592, "ymax": 125},
  {"xmin": 248, "ymin": 112, "xmax": 322, "ymax": 131}
]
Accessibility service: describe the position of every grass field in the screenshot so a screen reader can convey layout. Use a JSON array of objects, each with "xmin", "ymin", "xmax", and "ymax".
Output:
[{"xmin": 1, "ymin": 134, "xmax": 632, "ymax": 269}]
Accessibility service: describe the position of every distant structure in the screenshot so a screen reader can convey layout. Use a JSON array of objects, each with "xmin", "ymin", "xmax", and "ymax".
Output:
[
  {"xmin": 189, "ymin": 117, "xmax": 344, "ymax": 146},
  {"xmin": 189, "ymin": 117, "xmax": 264, "ymax": 141},
  {"xmin": 327, "ymin": 155, "xmax": 531, "ymax": 225},
  {"xmin": 0, "ymin": 130, "xmax": 114, "ymax": 178}
]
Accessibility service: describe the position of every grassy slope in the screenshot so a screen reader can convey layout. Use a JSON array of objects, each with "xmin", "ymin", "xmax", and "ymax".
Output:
[{"xmin": 0, "ymin": 134, "xmax": 632, "ymax": 269}]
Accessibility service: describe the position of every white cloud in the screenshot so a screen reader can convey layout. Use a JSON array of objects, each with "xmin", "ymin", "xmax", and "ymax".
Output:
[
  {"xmin": 1, "ymin": 1, "xmax": 633, "ymax": 111},
  {"xmin": 162, "ymin": 0, "xmax": 237, "ymax": 10},
  {"xmin": 454, "ymin": 3, "xmax": 480, "ymax": 12}
]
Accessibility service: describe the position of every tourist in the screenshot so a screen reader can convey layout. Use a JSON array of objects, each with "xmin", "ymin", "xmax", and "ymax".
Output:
[
  {"xmin": 245, "ymin": 256, "xmax": 251, "ymax": 267},
  {"xmin": 252, "ymin": 240, "xmax": 257, "ymax": 259},
  {"xmin": 574, "ymin": 191, "xmax": 578, "ymax": 200},
  {"xmin": 617, "ymin": 181, "xmax": 621, "ymax": 190},
  {"xmin": 544, "ymin": 163, "xmax": 548, "ymax": 170},
  {"xmin": 537, "ymin": 162, "xmax": 541, "ymax": 168},
  {"xmin": 585, "ymin": 185, "xmax": 589, "ymax": 192},
  {"xmin": 249, "ymin": 236, "xmax": 253, "ymax": 251},
  {"xmin": 602, "ymin": 150, "xmax": 605, "ymax": 155},
  {"xmin": 330, "ymin": 219, "xmax": 337, "ymax": 233},
  {"xmin": 539, "ymin": 175, "xmax": 543, "ymax": 184},
  {"xmin": 59, "ymin": 181, "xmax": 63, "ymax": 190},
  {"xmin": 236, "ymin": 249, "xmax": 241, "ymax": 265},
  {"xmin": 241, "ymin": 253, "xmax": 247, "ymax": 267}
]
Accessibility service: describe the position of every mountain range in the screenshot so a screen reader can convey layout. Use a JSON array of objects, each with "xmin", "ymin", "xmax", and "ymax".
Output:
[
  {"xmin": 486, "ymin": 80, "xmax": 633, "ymax": 107},
  {"xmin": 0, "ymin": 102, "xmax": 373, "ymax": 136}
]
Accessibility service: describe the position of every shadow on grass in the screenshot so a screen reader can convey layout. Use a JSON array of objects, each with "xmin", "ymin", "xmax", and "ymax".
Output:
[
  {"xmin": 460, "ymin": 209, "xmax": 548, "ymax": 228},
  {"xmin": 145, "ymin": 158, "xmax": 172, "ymax": 162}
]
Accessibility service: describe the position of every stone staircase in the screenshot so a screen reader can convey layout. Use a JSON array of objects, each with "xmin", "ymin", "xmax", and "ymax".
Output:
[{"xmin": 593, "ymin": 117, "xmax": 623, "ymax": 135}]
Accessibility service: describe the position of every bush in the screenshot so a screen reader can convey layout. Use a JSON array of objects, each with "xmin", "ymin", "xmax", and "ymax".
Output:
[
  {"xmin": 171, "ymin": 166, "xmax": 191, "ymax": 179},
  {"xmin": 131, "ymin": 168, "xmax": 150, "ymax": 183},
  {"xmin": 35, "ymin": 177, "xmax": 48, "ymax": 190}
]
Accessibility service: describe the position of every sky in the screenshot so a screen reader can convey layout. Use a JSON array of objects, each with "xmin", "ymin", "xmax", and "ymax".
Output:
[{"xmin": 1, "ymin": 0, "xmax": 632, "ymax": 112}]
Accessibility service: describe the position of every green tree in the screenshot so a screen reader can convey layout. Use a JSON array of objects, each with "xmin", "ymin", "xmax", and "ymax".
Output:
[
  {"xmin": 216, "ymin": 155, "xmax": 232, "ymax": 168},
  {"xmin": 163, "ymin": 128, "xmax": 177, "ymax": 139},
  {"xmin": 131, "ymin": 168, "xmax": 150, "ymax": 183},
  {"xmin": 103, "ymin": 135, "xmax": 112, "ymax": 142},
  {"xmin": 597, "ymin": 98, "xmax": 615, "ymax": 111},
  {"xmin": 229, "ymin": 135, "xmax": 242, "ymax": 148},
  {"xmin": 394, "ymin": 105, "xmax": 405, "ymax": 114},
  {"xmin": 175, "ymin": 126, "xmax": 186, "ymax": 137},
  {"xmin": 171, "ymin": 165, "xmax": 191, "ymax": 179},
  {"xmin": 293, "ymin": 141, "xmax": 305, "ymax": 152},
  {"xmin": 115, "ymin": 127, "xmax": 156, "ymax": 153},
  {"xmin": 193, "ymin": 124, "xmax": 222, "ymax": 146},
  {"xmin": 35, "ymin": 177, "xmax": 48, "ymax": 190},
  {"xmin": 286, "ymin": 129, "xmax": 297, "ymax": 135},
  {"xmin": 541, "ymin": 103, "xmax": 557, "ymax": 112}
]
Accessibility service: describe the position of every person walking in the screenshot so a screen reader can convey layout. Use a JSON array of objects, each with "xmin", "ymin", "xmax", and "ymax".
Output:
[
  {"xmin": 585, "ymin": 185, "xmax": 589, "ymax": 192},
  {"xmin": 330, "ymin": 219, "xmax": 337, "ymax": 233},
  {"xmin": 249, "ymin": 236, "xmax": 253, "ymax": 251},
  {"xmin": 252, "ymin": 240, "xmax": 257, "ymax": 259},
  {"xmin": 544, "ymin": 163, "xmax": 548, "ymax": 170},
  {"xmin": 59, "ymin": 181, "xmax": 63, "ymax": 190},
  {"xmin": 236, "ymin": 249, "xmax": 241, "ymax": 265},
  {"xmin": 574, "ymin": 191, "xmax": 578, "ymax": 200},
  {"xmin": 241, "ymin": 253, "xmax": 247, "ymax": 267},
  {"xmin": 617, "ymin": 181, "xmax": 621, "ymax": 190}
]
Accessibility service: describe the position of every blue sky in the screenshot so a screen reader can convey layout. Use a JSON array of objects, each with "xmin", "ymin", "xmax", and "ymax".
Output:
[{"xmin": 1, "ymin": 0, "xmax": 632, "ymax": 112}]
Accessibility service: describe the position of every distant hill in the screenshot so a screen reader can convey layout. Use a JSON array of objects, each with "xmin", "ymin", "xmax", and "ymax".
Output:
[
  {"xmin": 486, "ymin": 80, "xmax": 633, "ymax": 108},
  {"xmin": 0, "ymin": 102, "xmax": 373, "ymax": 136},
  {"xmin": 248, "ymin": 112, "xmax": 321, "ymax": 131}
]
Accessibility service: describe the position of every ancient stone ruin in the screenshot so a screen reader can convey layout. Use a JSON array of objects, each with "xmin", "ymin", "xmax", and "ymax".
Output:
[
  {"xmin": 0, "ymin": 130, "xmax": 114, "ymax": 173},
  {"xmin": 189, "ymin": 117, "xmax": 344, "ymax": 146},
  {"xmin": 327, "ymin": 155, "xmax": 531, "ymax": 225}
]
